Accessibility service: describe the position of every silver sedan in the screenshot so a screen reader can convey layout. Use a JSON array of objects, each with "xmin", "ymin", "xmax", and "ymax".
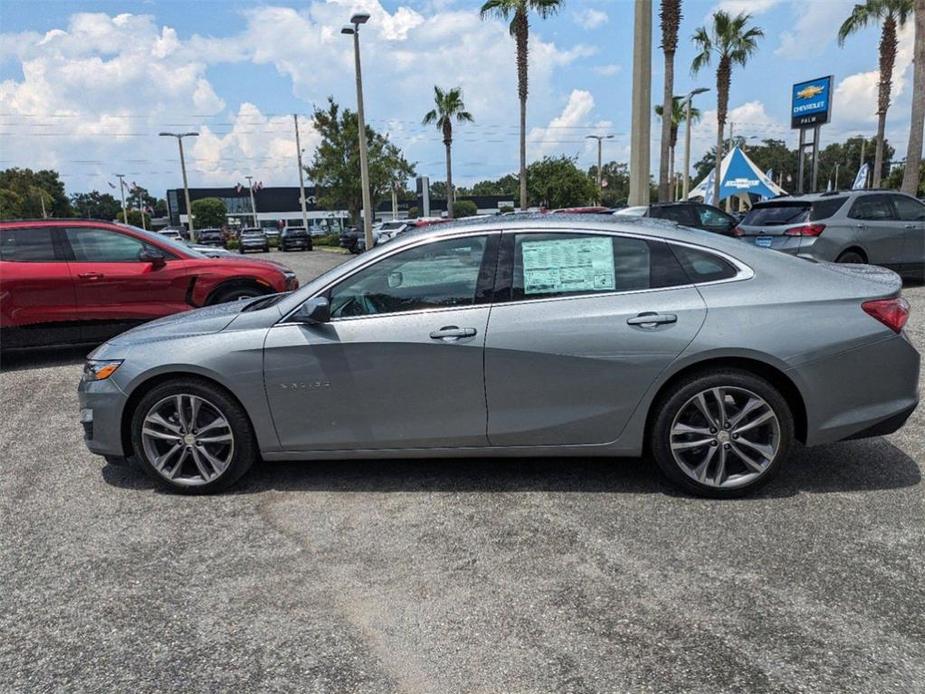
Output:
[{"xmin": 79, "ymin": 215, "xmax": 920, "ymax": 497}]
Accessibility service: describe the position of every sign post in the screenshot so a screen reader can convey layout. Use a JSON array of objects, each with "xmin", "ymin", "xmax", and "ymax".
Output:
[{"xmin": 791, "ymin": 76, "xmax": 833, "ymax": 194}]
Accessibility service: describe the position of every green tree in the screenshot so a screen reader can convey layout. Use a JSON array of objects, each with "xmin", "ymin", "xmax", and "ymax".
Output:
[
  {"xmin": 467, "ymin": 174, "xmax": 521, "ymax": 198},
  {"xmin": 527, "ymin": 156, "xmax": 596, "ymax": 209},
  {"xmin": 658, "ymin": 0, "xmax": 683, "ymax": 201},
  {"xmin": 0, "ymin": 168, "xmax": 70, "ymax": 218},
  {"xmin": 480, "ymin": 0, "xmax": 564, "ymax": 211},
  {"xmin": 423, "ymin": 86, "xmax": 474, "ymax": 219},
  {"xmin": 692, "ymin": 10, "xmax": 764, "ymax": 203},
  {"xmin": 125, "ymin": 209, "xmax": 151, "ymax": 229},
  {"xmin": 817, "ymin": 136, "xmax": 894, "ymax": 190},
  {"xmin": 453, "ymin": 199, "xmax": 479, "ymax": 218},
  {"xmin": 588, "ymin": 161, "xmax": 630, "ymax": 207},
  {"xmin": 190, "ymin": 197, "xmax": 227, "ymax": 228},
  {"xmin": 655, "ymin": 96, "xmax": 700, "ymax": 200},
  {"xmin": 307, "ymin": 97, "xmax": 416, "ymax": 226},
  {"xmin": 838, "ymin": 0, "xmax": 914, "ymax": 188},
  {"xmin": 70, "ymin": 191, "xmax": 122, "ymax": 220}
]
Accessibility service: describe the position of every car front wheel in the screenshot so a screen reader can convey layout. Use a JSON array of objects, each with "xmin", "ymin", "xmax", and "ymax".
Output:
[
  {"xmin": 131, "ymin": 379, "xmax": 257, "ymax": 493},
  {"xmin": 649, "ymin": 370, "xmax": 793, "ymax": 498}
]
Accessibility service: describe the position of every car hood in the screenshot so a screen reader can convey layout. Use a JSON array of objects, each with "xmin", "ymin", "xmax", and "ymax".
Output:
[{"xmin": 105, "ymin": 301, "xmax": 250, "ymax": 346}]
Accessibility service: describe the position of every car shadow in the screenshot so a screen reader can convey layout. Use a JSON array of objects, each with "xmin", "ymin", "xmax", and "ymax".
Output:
[
  {"xmin": 101, "ymin": 438, "xmax": 921, "ymax": 498},
  {"xmin": 0, "ymin": 346, "xmax": 89, "ymax": 372}
]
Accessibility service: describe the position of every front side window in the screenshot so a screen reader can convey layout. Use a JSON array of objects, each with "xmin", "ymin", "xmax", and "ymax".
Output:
[
  {"xmin": 505, "ymin": 233, "xmax": 689, "ymax": 301},
  {"xmin": 697, "ymin": 205, "xmax": 734, "ymax": 232},
  {"xmin": 848, "ymin": 195, "xmax": 896, "ymax": 221},
  {"xmin": 0, "ymin": 227, "xmax": 58, "ymax": 262},
  {"xmin": 66, "ymin": 228, "xmax": 149, "ymax": 262},
  {"xmin": 329, "ymin": 235, "xmax": 491, "ymax": 318},
  {"xmin": 890, "ymin": 194, "xmax": 925, "ymax": 222},
  {"xmin": 653, "ymin": 205, "xmax": 698, "ymax": 227}
]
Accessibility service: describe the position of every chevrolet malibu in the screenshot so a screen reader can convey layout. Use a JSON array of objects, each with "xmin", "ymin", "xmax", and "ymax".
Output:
[{"xmin": 78, "ymin": 215, "xmax": 919, "ymax": 497}]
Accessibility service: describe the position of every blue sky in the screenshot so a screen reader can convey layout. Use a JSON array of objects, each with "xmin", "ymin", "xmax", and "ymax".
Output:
[{"xmin": 0, "ymin": 0, "xmax": 916, "ymax": 196}]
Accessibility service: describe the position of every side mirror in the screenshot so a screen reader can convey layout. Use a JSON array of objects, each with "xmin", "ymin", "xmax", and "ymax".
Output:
[
  {"xmin": 291, "ymin": 296, "xmax": 330, "ymax": 324},
  {"xmin": 139, "ymin": 247, "xmax": 166, "ymax": 267}
]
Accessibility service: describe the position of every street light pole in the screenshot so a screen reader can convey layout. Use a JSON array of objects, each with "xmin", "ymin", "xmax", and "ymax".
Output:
[
  {"xmin": 343, "ymin": 13, "xmax": 373, "ymax": 251},
  {"xmin": 628, "ymin": 0, "xmax": 652, "ymax": 206},
  {"xmin": 586, "ymin": 134, "xmax": 614, "ymax": 204},
  {"xmin": 245, "ymin": 175, "xmax": 258, "ymax": 228},
  {"xmin": 114, "ymin": 173, "xmax": 127, "ymax": 223},
  {"xmin": 681, "ymin": 87, "xmax": 709, "ymax": 200},
  {"xmin": 159, "ymin": 131, "xmax": 199, "ymax": 240},
  {"xmin": 294, "ymin": 114, "xmax": 310, "ymax": 232}
]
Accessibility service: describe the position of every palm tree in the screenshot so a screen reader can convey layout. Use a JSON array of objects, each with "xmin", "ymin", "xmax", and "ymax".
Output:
[
  {"xmin": 423, "ymin": 86, "xmax": 474, "ymax": 219},
  {"xmin": 480, "ymin": 0, "xmax": 564, "ymax": 211},
  {"xmin": 655, "ymin": 96, "xmax": 701, "ymax": 200},
  {"xmin": 901, "ymin": 0, "xmax": 923, "ymax": 194},
  {"xmin": 691, "ymin": 10, "xmax": 763, "ymax": 204},
  {"xmin": 839, "ymin": 0, "xmax": 914, "ymax": 188},
  {"xmin": 658, "ymin": 0, "xmax": 683, "ymax": 202}
]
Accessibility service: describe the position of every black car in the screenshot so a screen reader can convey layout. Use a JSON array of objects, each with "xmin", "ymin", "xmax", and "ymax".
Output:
[
  {"xmin": 279, "ymin": 226, "xmax": 312, "ymax": 252},
  {"xmin": 339, "ymin": 227, "xmax": 366, "ymax": 254},
  {"xmin": 238, "ymin": 228, "xmax": 269, "ymax": 254},
  {"xmin": 614, "ymin": 202, "xmax": 739, "ymax": 236},
  {"xmin": 195, "ymin": 228, "xmax": 226, "ymax": 247}
]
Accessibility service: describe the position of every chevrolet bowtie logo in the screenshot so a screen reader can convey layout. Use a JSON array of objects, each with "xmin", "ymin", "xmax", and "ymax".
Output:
[{"xmin": 796, "ymin": 85, "xmax": 824, "ymax": 100}]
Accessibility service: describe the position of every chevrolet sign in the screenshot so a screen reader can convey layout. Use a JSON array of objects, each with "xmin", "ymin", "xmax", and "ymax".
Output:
[{"xmin": 791, "ymin": 76, "xmax": 833, "ymax": 129}]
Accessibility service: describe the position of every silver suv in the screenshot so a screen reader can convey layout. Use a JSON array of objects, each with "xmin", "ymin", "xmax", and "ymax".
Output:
[{"xmin": 736, "ymin": 190, "xmax": 924, "ymax": 280}]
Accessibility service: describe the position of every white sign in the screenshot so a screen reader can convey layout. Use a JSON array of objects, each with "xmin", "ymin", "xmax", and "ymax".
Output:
[{"xmin": 522, "ymin": 237, "xmax": 615, "ymax": 295}]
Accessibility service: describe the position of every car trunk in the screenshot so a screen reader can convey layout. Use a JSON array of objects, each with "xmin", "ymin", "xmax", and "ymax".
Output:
[{"xmin": 737, "ymin": 201, "xmax": 813, "ymax": 237}]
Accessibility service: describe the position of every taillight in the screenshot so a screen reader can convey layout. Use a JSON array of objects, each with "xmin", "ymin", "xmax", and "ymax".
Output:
[
  {"xmin": 733, "ymin": 226, "xmax": 745, "ymax": 237},
  {"xmin": 862, "ymin": 297, "xmax": 910, "ymax": 333},
  {"xmin": 784, "ymin": 223, "xmax": 826, "ymax": 237}
]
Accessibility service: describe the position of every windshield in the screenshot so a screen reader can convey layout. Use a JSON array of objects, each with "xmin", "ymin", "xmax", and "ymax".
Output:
[
  {"xmin": 741, "ymin": 202, "xmax": 811, "ymax": 226},
  {"xmin": 241, "ymin": 231, "xmax": 264, "ymax": 237},
  {"xmin": 116, "ymin": 223, "xmax": 207, "ymax": 258}
]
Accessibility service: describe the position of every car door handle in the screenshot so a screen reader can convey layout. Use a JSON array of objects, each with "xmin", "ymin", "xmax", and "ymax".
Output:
[
  {"xmin": 429, "ymin": 326, "xmax": 477, "ymax": 340},
  {"xmin": 77, "ymin": 272, "xmax": 104, "ymax": 280},
  {"xmin": 627, "ymin": 312, "xmax": 677, "ymax": 327}
]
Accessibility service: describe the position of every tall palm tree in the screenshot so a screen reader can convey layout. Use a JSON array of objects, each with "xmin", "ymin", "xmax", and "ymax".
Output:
[
  {"xmin": 691, "ymin": 10, "xmax": 763, "ymax": 204},
  {"xmin": 658, "ymin": 0, "xmax": 683, "ymax": 202},
  {"xmin": 423, "ymin": 86, "xmax": 474, "ymax": 219},
  {"xmin": 839, "ymin": 0, "xmax": 914, "ymax": 188},
  {"xmin": 480, "ymin": 0, "xmax": 564, "ymax": 211},
  {"xmin": 901, "ymin": 0, "xmax": 923, "ymax": 194},
  {"xmin": 655, "ymin": 96, "xmax": 701, "ymax": 200}
]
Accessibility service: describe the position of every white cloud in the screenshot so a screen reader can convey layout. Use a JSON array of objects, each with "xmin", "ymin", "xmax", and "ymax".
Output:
[
  {"xmin": 775, "ymin": 0, "xmax": 855, "ymax": 59},
  {"xmin": 528, "ymin": 89, "xmax": 614, "ymax": 164},
  {"xmin": 593, "ymin": 64, "xmax": 621, "ymax": 77},
  {"xmin": 573, "ymin": 9, "xmax": 608, "ymax": 30},
  {"xmin": 710, "ymin": 0, "xmax": 782, "ymax": 16}
]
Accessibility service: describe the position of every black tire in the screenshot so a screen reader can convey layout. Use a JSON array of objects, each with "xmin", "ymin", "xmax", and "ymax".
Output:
[
  {"xmin": 209, "ymin": 285, "xmax": 266, "ymax": 304},
  {"xmin": 649, "ymin": 369, "xmax": 794, "ymax": 498},
  {"xmin": 836, "ymin": 250, "xmax": 866, "ymax": 264},
  {"xmin": 130, "ymin": 378, "xmax": 257, "ymax": 494}
]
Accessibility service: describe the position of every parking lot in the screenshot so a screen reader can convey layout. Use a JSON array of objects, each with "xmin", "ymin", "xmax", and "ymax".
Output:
[{"xmin": 1, "ymin": 249, "xmax": 923, "ymax": 693}]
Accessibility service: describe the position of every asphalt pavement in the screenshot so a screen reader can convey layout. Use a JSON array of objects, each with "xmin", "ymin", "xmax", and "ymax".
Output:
[{"xmin": 1, "ymin": 250, "xmax": 923, "ymax": 693}]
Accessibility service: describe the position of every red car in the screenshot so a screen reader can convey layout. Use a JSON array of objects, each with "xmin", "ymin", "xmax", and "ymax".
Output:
[{"xmin": 0, "ymin": 219, "xmax": 299, "ymax": 348}]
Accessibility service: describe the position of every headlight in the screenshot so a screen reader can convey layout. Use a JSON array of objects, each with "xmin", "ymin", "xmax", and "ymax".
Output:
[{"xmin": 83, "ymin": 359, "xmax": 123, "ymax": 381}]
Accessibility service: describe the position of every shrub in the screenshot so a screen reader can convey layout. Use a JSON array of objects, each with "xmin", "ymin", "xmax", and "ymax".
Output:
[{"xmin": 452, "ymin": 200, "xmax": 478, "ymax": 218}]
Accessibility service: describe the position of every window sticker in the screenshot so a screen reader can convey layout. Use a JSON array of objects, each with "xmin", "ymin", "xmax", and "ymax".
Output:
[{"xmin": 521, "ymin": 236, "xmax": 615, "ymax": 295}]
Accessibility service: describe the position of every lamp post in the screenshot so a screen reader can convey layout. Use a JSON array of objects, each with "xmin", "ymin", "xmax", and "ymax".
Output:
[
  {"xmin": 114, "ymin": 173, "xmax": 128, "ymax": 224},
  {"xmin": 586, "ymin": 134, "xmax": 614, "ymax": 204},
  {"xmin": 342, "ymin": 13, "xmax": 373, "ymax": 251},
  {"xmin": 681, "ymin": 87, "xmax": 709, "ymax": 200},
  {"xmin": 244, "ymin": 176, "xmax": 259, "ymax": 228},
  {"xmin": 159, "ymin": 131, "xmax": 199, "ymax": 240}
]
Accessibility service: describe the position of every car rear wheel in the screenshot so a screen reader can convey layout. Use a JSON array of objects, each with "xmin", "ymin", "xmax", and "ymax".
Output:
[
  {"xmin": 650, "ymin": 370, "xmax": 793, "ymax": 498},
  {"xmin": 210, "ymin": 285, "xmax": 266, "ymax": 303},
  {"xmin": 836, "ymin": 250, "xmax": 865, "ymax": 264},
  {"xmin": 131, "ymin": 379, "xmax": 256, "ymax": 493}
]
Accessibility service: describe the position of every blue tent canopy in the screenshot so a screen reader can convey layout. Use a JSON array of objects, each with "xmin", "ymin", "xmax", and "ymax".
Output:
[{"xmin": 687, "ymin": 146, "xmax": 786, "ymax": 204}]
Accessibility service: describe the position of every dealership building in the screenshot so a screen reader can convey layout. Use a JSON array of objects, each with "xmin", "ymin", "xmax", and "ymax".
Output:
[{"xmin": 165, "ymin": 186, "xmax": 515, "ymax": 230}]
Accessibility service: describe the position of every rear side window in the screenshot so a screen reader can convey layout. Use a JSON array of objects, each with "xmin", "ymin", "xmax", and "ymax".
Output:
[
  {"xmin": 891, "ymin": 194, "xmax": 925, "ymax": 221},
  {"xmin": 809, "ymin": 197, "xmax": 847, "ymax": 220},
  {"xmin": 0, "ymin": 227, "xmax": 58, "ymax": 262},
  {"xmin": 505, "ymin": 233, "xmax": 689, "ymax": 301},
  {"xmin": 651, "ymin": 205, "xmax": 698, "ymax": 226},
  {"xmin": 670, "ymin": 245, "xmax": 739, "ymax": 283},
  {"xmin": 741, "ymin": 203, "xmax": 810, "ymax": 226},
  {"xmin": 848, "ymin": 195, "xmax": 896, "ymax": 221}
]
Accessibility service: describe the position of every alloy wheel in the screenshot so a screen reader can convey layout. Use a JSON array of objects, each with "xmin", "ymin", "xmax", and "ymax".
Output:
[
  {"xmin": 140, "ymin": 394, "xmax": 235, "ymax": 487},
  {"xmin": 669, "ymin": 386, "xmax": 781, "ymax": 490}
]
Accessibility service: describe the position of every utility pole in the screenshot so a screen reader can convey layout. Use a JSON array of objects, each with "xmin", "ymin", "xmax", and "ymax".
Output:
[
  {"xmin": 681, "ymin": 87, "xmax": 709, "ymax": 200},
  {"xmin": 159, "ymin": 131, "xmax": 199, "ymax": 240},
  {"xmin": 586, "ymin": 134, "xmax": 614, "ymax": 204},
  {"xmin": 342, "ymin": 13, "xmax": 373, "ymax": 250},
  {"xmin": 114, "ymin": 173, "xmax": 128, "ymax": 223},
  {"xmin": 294, "ymin": 114, "xmax": 310, "ymax": 232},
  {"xmin": 391, "ymin": 181, "xmax": 399, "ymax": 220},
  {"xmin": 628, "ymin": 0, "xmax": 652, "ymax": 206},
  {"xmin": 245, "ymin": 175, "xmax": 258, "ymax": 228}
]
